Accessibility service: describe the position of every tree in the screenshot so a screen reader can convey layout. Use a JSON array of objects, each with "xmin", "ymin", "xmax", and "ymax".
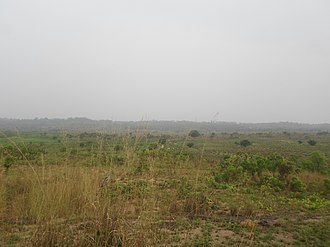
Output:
[{"xmin": 188, "ymin": 130, "xmax": 200, "ymax": 138}]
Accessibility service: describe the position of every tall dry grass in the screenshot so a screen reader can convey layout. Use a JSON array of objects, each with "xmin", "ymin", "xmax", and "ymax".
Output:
[{"xmin": 1, "ymin": 164, "xmax": 161, "ymax": 246}]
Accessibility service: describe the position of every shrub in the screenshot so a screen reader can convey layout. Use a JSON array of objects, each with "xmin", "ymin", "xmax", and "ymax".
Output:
[
  {"xmin": 178, "ymin": 178, "xmax": 193, "ymax": 199},
  {"xmin": 266, "ymin": 154, "xmax": 284, "ymax": 175},
  {"xmin": 158, "ymin": 137, "xmax": 167, "ymax": 145},
  {"xmin": 310, "ymin": 151, "xmax": 327, "ymax": 173},
  {"xmin": 302, "ymin": 151, "xmax": 328, "ymax": 173},
  {"xmin": 188, "ymin": 130, "xmax": 201, "ymax": 138},
  {"xmin": 241, "ymin": 154, "xmax": 267, "ymax": 181},
  {"xmin": 264, "ymin": 176, "xmax": 284, "ymax": 191},
  {"xmin": 308, "ymin": 139, "xmax": 317, "ymax": 146},
  {"xmin": 186, "ymin": 142, "xmax": 194, "ymax": 148},
  {"xmin": 4, "ymin": 155, "xmax": 15, "ymax": 170},
  {"xmin": 289, "ymin": 176, "xmax": 305, "ymax": 192},
  {"xmin": 301, "ymin": 194, "xmax": 329, "ymax": 210},
  {"xmin": 278, "ymin": 160, "xmax": 294, "ymax": 179},
  {"xmin": 218, "ymin": 165, "xmax": 244, "ymax": 183},
  {"xmin": 324, "ymin": 178, "xmax": 330, "ymax": 191},
  {"xmin": 240, "ymin": 139, "xmax": 251, "ymax": 147}
]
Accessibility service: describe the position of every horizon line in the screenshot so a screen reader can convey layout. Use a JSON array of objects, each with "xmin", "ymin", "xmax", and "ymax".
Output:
[{"xmin": 0, "ymin": 117, "xmax": 330, "ymax": 125}]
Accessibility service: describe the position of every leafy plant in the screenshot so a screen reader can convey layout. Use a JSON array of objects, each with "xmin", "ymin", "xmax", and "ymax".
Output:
[
  {"xmin": 289, "ymin": 176, "xmax": 305, "ymax": 192},
  {"xmin": 303, "ymin": 151, "xmax": 328, "ymax": 173},
  {"xmin": 178, "ymin": 178, "xmax": 193, "ymax": 199},
  {"xmin": 264, "ymin": 176, "xmax": 284, "ymax": 191},
  {"xmin": 278, "ymin": 160, "xmax": 294, "ymax": 179}
]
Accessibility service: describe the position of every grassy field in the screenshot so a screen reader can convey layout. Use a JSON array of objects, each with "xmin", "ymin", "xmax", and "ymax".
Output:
[{"xmin": 0, "ymin": 130, "xmax": 330, "ymax": 246}]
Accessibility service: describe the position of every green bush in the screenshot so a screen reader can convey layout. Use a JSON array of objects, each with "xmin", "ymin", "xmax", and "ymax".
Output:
[
  {"xmin": 186, "ymin": 142, "xmax": 194, "ymax": 148},
  {"xmin": 301, "ymin": 194, "xmax": 330, "ymax": 210},
  {"xmin": 240, "ymin": 139, "xmax": 251, "ymax": 147},
  {"xmin": 278, "ymin": 160, "xmax": 294, "ymax": 179},
  {"xmin": 308, "ymin": 139, "xmax": 317, "ymax": 146},
  {"xmin": 310, "ymin": 151, "xmax": 327, "ymax": 173},
  {"xmin": 302, "ymin": 151, "xmax": 328, "ymax": 173},
  {"xmin": 289, "ymin": 176, "xmax": 305, "ymax": 192},
  {"xmin": 178, "ymin": 178, "xmax": 193, "ymax": 199},
  {"xmin": 217, "ymin": 165, "xmax": 244, "ymax": 183},
  {"xmin": 188, "ymin": 130, "xmax": 201, "ymax": 138},
  {"xmin": 4, "ymin": 155, "xmax": 15, "ymax": 170},
  {"xmin": 324, "ymin": 178, "xmax": 330, "ymax": 191},
  {"xmin": 264, "ymin": 176, "xmax": 284, "ymax": 191},
  {"xmin": 158, "ymin": 138, "xmax": 166, "ymax": 145}
]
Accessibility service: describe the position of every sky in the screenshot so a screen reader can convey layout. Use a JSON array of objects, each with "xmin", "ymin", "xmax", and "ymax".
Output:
[{"xmin": 1, "ymin": 0, "xmax": 330, "ymax": 123}]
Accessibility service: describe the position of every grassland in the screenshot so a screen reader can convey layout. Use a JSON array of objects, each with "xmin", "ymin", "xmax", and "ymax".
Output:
[{"xmin": 0, "ymin": 130, "xmax": 330, "ymax": 246}]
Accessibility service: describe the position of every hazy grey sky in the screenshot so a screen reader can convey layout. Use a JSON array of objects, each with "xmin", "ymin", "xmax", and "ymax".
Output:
[{"xmin": 1, "ymin": 0, "xmax": 329, "ymax": 123}]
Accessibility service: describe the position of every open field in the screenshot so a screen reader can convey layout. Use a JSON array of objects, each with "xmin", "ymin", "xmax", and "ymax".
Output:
[{"xmin": 0, "ymin": 130, "xmax": 330, "ymax": 246}]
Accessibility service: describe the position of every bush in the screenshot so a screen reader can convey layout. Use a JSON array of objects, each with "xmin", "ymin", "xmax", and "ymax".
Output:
[
  {"xmin": 308, "ymin": 139, "xmax": 317, "ymax": 146},
  {"xmin": 188, "ymin": 130, "xmax": 201, "ymax": 138},
  {"xmin": 240, "ymin": 139, "xmax": 251, "ymax": 147},
  {"xmin": 186, "ymin": 142, "xmax": 194, "ymax": 148},
  {"xmin": 4, "ymin": 155, "xmax": 15, "ymax": 170},
  {"xmin": 158, "ymin": 138, "xmax": 167, "ymax": 145},
  {"xmin": 264, "ymin": 176, "xmax": 284, "ymax": 191},
  {"xmin": 289, "ymin": 176, "xmax": 305, "ymax": 192},
  {"xmin": 310, "ymin": 151, "xmax": 327, "ymax": 173},
  {"xmin": 302, "ymin": 151, "xmax": 328, "ymax": 173},
  {"xmin": 278, "ymin": 160, "xmax": 294, "ymax": 179},
  {"xmin": 178, "ymin": 178, "xmax": 193, "ymax": 199},
  {"xmin": 324, "ymin": 178, "xmax": 330, "ymax": 191},
  {"xmin": 217, "ymin": 165, "xmax": 244, "ymax": 183}
]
